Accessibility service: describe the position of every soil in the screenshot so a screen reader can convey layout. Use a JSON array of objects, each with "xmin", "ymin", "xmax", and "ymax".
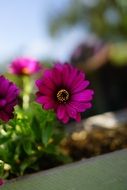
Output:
[{"xmin": 60, "ymin": 125, "xmax": 127, "ymax": 161}]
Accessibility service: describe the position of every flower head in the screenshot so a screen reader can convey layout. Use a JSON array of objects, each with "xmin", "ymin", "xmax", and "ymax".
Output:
[
  {"xmin": 9, "ymin": 57, "xmax": 42, "ymax": 75},
  {"xmin": 36, "ymin": 63, "xmax": 94, "ymax": 123},
  {"xmin": 0, "ymin": 76, "xmax": 19, "ymax": 122}
]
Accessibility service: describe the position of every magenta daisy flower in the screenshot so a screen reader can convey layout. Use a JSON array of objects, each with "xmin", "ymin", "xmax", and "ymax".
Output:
[
  {"xmin": 9, "ymin": 57, "xmax": 42, "ymax": 75},
  {"xmin": 0, "ymin": 76, "xmax": 19, "ymax": 122},
  {"xmin": 36, "ymin": 63, "xmax": 94, "ymax": 123}
]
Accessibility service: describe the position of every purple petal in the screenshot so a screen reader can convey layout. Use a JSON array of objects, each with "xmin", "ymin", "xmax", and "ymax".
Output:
[
  {"xmin": 66, "ymin": 104, "xmax": 77, "ymax": 119},
  {"xmin": 38, "ymin": 84, "xmax": 52, "ymax": 96},
  {"xmin": 60, "ymin": 112, "xmax": 69, "ymax": 124},
  {"xmin": 72, "ymin": 80, "xmax": 90, "ymax": 93},
  {"xmin": 0, "ymin": 111, "xmax": 12, "ymax": 122},
  {"xmin": 70, "ymin": 101, "xmax": 92, "ymax": 112},
  {"xmin": 72, "ymin": 90, "xmax": 94, "ymax": 102},
  {"xmin": 43, "ymin": 101, "xmax": 55, "ymax": 110},
  {"xmin": 75, "ymin": 113, "xmax": 81, "ymax": 122},
  {"xmin": 36, "ymin": 96, "xmax": 50, "ymax": 104},
  {"xmin": 56, "ymin": 105, "xmax": 66, "ymax": 120}
]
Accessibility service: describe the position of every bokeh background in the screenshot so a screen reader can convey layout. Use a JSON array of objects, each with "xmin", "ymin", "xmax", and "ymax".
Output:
[{"xmin": 0, "ymin": 0, "xmax": 127, "ymax": 118}]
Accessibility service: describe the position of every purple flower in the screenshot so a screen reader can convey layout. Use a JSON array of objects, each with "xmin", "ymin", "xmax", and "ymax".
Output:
[
  {"xmin": 71, "ymin": 40, "xmax": 104, "ymax": 64},
  {"xmin": 0, "ymin": 179, "xmax": 4, "ymax": 186},
  {"xmin": 9, "ymin": 57, "xmax": 42, "ymax": 75},
  {"xmin": 36, "ymin": 63, "xmax": 94, "ymax": 123},
  {"xmin": 0, "ymin": 76, "xmax": 19, "ymax": 122}
]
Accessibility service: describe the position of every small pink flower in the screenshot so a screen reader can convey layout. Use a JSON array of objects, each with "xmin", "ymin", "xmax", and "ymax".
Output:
[
  {"xmin": 36, "ymin": 63, "xmax": 94, "ymax": 123},
  {"xmin": 9, "ymin": 57, "xmax": 42, "ymax": 75},
  {"xmin": 0, "ymin": 179, "xmax": 4, "ymax": 186},
  {"xmin": 0, "ymin": 76, "xmax": 19, "ymax": 122}
]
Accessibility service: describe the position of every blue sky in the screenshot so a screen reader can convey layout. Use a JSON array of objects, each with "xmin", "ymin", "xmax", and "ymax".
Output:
[{"xmin": 0, "ymin": 0, "xmax": 87, "ymax": 63}]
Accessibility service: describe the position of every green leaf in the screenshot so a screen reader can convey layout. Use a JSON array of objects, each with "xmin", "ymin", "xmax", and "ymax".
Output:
[
  {"xmin": 0, "ymin": 147, "xmax": 8, "ymax": 161},
  {"xmin": 0, "ymin": 160, "xmax": 4, "ymax": 177},
  {"xmin": 31, "ymin": 117, "xmax": 41, "ymax": 141},
  {"xmin": 44, "ymin": 144, "xmax": 57, "ymax": 154},
  {"xmin": 22, "ymin": 141, "xmax": 34, "ymax": 155},
  {"xmin": 42, "ymin": 124, "xmax": 53, "ymax": 147},
  {"xmin": 0, "ymin": 133, "xmax": 12, "ymax": 144},
  {"xmin": 20, "ymin": 157, "xmax": 37, "ymax": 175}
]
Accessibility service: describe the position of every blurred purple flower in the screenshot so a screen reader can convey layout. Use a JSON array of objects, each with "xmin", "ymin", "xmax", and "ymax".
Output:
[
  {"xmin": 9, "ymin": 57, "xmax": 42, "ymax": 75},
  {"xmin": 0, "ymin": 76, "xmax": 19, "ymax": 122},
  {"xmin": 0, "ymin": 179, "xmax": 4, "ymax": 186},
  {"xmin": 71, "ymin": 41, "xmax": 104, "ymax": 64},
  {"xmin": 36, "ymin": 63, "xmax": 94, "ymax": 124}
]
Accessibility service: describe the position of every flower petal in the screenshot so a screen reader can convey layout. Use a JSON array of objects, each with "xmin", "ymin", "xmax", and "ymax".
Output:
[
  {"xmin": 66, "ymin": 104, "xmax": 77, "ymax": 119},
  {"xmin": 0, "ymin": 111, "xmax": 13, "ymax": 122},
  {"xmin": 43, "ymin": 101, "xmax": 55, "ymax": 110},
  {"xmin": 38, "ymin": 84, "xmax": 52, "ymax": 96},
  {"xmin": 76, "ymin": 113, "xmax": 81, "ymax": 122},
  {"xmin": 60, "ymin": 112, "xmax": 69, "ymax": 124},
  {"xmin": 52, "ymin": 67, "xmax": 62, "ymax": 85},
  {"xmin": 56, "ymin": 105, "xmax": 66, "ymax": 120},
  {"xmin": 70, "ymin": 101, "xmax": 92, "ymax": 112},
  {"xmin": 72, "ymin": 90, "xmax": 94, "ymax": 102},
  {"xmin": 36, "ymin": 96, "xmax": 50, "ymax": 104},
  {"xmin": 72, "ymin": 80, "xmax": 90, "ymax": 93}
]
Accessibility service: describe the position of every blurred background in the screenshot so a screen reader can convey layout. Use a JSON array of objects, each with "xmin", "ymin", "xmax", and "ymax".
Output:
[{"xmin": 0, "ymin": 0, "xmax": 127, "ymax": 117}]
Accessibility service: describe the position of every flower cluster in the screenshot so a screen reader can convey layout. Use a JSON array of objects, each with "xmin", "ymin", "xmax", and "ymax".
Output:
[
  {"xmin": 0, "ymin": 58, "xmax": 94, "ymax": 180},
  {"xmin": 0, "ymin": 58, "xmax": 93, "ymax": 124},
  {"xmin": 36, "ymin": 63, "xmax": 94, "ymax": 123}
]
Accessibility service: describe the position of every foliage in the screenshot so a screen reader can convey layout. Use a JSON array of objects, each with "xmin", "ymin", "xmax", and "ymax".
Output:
[
  {"xmin": 49, "ymin": 0, "xmax": 127, "ymax": 40},
  {"xmin": 0, "ymin": 71, "xmax": 71, "ymax": 180}
]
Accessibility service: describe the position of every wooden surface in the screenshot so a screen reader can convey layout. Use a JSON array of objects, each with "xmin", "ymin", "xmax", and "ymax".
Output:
[{"xmin": 1, "ymin": 149, "xmax": 127, "ymax": 190}]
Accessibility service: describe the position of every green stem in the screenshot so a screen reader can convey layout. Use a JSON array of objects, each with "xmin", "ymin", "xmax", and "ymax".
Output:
[{"xmin": 22, "ymin": 76, "xmax": 31, "ymax": 110}]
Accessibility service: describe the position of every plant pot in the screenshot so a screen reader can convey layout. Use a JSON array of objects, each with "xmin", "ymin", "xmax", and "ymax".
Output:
[{"xmin": 1, "ymin": 149, "xmax": 127, "ymax": 190}]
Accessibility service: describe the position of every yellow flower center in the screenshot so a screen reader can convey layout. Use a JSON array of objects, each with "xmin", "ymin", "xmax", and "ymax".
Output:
[
  {"xmin": 22, "ymin": 67, "xmax": 30, "ymax": 74},
  {"xmin": 57, "ymin": 89, "xmax": 69, "ymax": 103}
]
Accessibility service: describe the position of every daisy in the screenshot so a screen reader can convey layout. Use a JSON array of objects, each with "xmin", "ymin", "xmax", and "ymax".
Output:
[
  {"xmin": 0, "ymin": 76, "xmax": 19, "ymax": 122},
  {"xmin": 36, "ymin": 63, "xmax": 94, "ymax": 123}
]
